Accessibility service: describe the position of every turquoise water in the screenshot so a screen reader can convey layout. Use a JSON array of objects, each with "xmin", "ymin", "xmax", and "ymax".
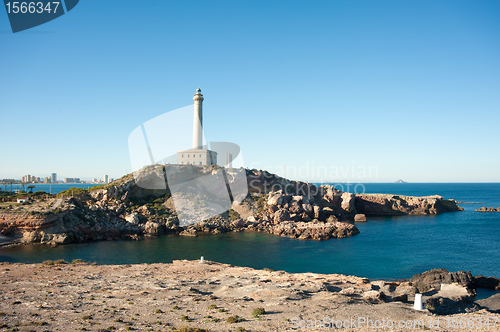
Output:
[{"xmin": 0, "ymin": 183, "xmax": 499, "ymax": 280}]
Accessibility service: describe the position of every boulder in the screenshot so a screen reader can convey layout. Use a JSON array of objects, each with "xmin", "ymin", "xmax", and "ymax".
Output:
[
  {"xmin": 472, "ymin": 276, "xmax": 500, "ymax": 290},
  {"xmin": 362, "ymin": 290, "xmax": 386, "ymax": 304},
  {"xmin": 246, "ymin": 215, "xmax": 256, "ymax": 223},
  {"xmin": 179, "ymin": 227, "xmax": 198, "ymax": 237},
  {"xmin": 125, "ymin": 213, "xmax": 140, "ymax": 224},
  {"xmin": 302, "ymin": 204, "xmax": 313, "ymax": 217},
  {"xmin": 267, "ymin": 191, "xmax": 284, "ymax": 206},
  {"xmin": 232, "ymin": 218, "xmax": 245, "ymax": 228},
  {"xmin": 410, "ymin": 268, "xmax": 474, "ymax": 293},
  {"xmin": 354, "ymin": 214, "xmax": 367, "ymax": 222},
  {"xmin": 326, "ymin": 215, "xmax": 338, "ymax": 223},
  {"xmin": 424, "ymin": 293, "xmax": 479, "ymax": 315},
  {"xmin": 313, "ymin": 205, "xmax": 320, "ymax": 219},
  {"xmin": 394, "ymin": 282, "xmax": 418, "ymax": 296},
  {"xmin": 289, "ymin": 201, "xmax": 303, "ymax": 214},
  {"xmin": 341, "ymin": 192, "xmax": 356, "ymax": 212},
  {"xmin": 273, "ymin": 209, "xmax": 290, "ymax": 224},
  {"xmin": 143, "ymin": 221, "xmax": 165, "ymax": 236}
]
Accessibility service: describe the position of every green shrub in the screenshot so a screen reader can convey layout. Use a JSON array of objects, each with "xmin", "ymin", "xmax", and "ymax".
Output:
[
  {"xmin": 252, "ymin": 307, "xmax": 266, "ymax": 317},
  {"xmin": 226, "ymin": 315, "xmax": 243, "ymax": 323},
  {"xmin": 207, "ymin": 304, "xmax": 217, "ymax": 309},
  {"xmin": 57, "ymin": 187, "xmax": 87, "ymax": 198},
  {"xmin": 228, "ymin": 209, "xmax": 240, "ymax": 221},
  {"xmin": 177, "ymin": 327, "xmax": 209, "ymax": 332}
]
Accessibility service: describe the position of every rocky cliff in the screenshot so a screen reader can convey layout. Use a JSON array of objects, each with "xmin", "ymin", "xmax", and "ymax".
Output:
[
  {"xmin": 355, "ymin": 194, "xmax": 463, "ymax": 216},
  {"xmin": 0, "ymin": 165, "xmax": 463, "ymax": 246}
]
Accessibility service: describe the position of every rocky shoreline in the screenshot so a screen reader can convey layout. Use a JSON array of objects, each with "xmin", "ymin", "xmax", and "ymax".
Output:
[
  {"xmin": 0, "ymin": 165, "xmax": 463, "ymax": 246},
  {"xmin": 0, "ymin": 260, "xmax": 499, "ymax": 332}
]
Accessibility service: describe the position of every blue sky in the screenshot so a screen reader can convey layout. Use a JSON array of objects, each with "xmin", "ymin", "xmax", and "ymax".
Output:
[{"xmin": 1, "ymin": 0, "xmax": 499, "ymax": 182}]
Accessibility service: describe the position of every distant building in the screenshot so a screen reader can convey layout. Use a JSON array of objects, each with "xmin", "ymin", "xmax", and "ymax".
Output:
[
  {"xmin": 103, "ymin": 175, "xmax": 109, "ymax": 183},
  {"xmin": 22, "ymin": 174, "xmax": 40, "ymax": 183},
  {"xmin": 44, "ymin": 177, "xmax": 51, "ymax": 183},
  {"xmin": 51, "ymin": 173, "xmax": 57, "ymax": 183},
  {"xmin": 176, "ymin": 88, "xmax": 218, "ymax": 166},
  {"xmin": 63, "ymin": 178, "xmax": 80, "ymax": 183},
  {"xmin": 17, "ymin": 197, "xmax": 29, "ymax": 203}
]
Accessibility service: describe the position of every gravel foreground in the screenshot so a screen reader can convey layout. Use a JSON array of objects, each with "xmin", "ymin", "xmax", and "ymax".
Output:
[{"xmin": 0, "ymin": 260, "xmax": 499, "ymax": 332}]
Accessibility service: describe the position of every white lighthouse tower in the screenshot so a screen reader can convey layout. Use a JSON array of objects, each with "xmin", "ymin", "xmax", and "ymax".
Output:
[
  {"xmin": 192, "ymin": 87, "xmax": 204, "ymax": 149},
  {"xmin": 176, "ymin": 88, "xmax": 217, "ymax": 166}
]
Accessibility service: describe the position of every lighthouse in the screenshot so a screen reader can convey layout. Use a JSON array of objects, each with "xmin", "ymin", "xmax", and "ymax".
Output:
[
  {"xmin": 176, "ymin": 88, "xmax": 217, "ymax": 166},
  {"xmin": 192, "ymin": 87, "xmax": 203, "ymax": 149}
]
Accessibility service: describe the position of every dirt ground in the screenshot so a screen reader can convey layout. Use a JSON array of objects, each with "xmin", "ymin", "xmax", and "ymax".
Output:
[{"xmin": 0, "ymin": 260, "xmax": 499, "ymax": 332}]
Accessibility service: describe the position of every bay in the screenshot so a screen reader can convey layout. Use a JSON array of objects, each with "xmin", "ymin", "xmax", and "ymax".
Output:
[{"xmin": 1, "ymin": 183, "xmax": 499, "ymax": 281}]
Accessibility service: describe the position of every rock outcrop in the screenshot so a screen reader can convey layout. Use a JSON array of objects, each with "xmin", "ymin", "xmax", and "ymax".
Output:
[
  {"xmin": 355, "ymin": 194, "xmax": 463, "ymax": 215},
  {"xmin": 0, "ymin": 165, "xmax": 463, "ymax": 246},
  {"xmin": 475, "ymin": 207, "xmax": 500, "ymax": 212},
  {"xmin": 410, "ymin": 268, "xmax": 475, "ymax": 294}
]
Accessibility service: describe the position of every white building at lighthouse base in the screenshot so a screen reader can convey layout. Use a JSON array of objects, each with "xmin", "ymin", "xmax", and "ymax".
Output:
[{"xmin": 177, "ymin": 148, "xmax": 217, "ymax": 166}]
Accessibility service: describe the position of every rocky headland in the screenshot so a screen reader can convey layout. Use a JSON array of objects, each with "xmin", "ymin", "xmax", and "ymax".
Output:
[
  {"xmin": 0, "ymin": 165, "xmax": 463, "ymax": 246},
  {"xmin": 0, "ymin": 260, "xmax": 499, "ymax": 332}
]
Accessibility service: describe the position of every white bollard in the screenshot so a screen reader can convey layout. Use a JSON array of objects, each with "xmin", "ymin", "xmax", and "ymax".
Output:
[
  {"xmin": 200, "ymin": 256, "xmax": 205, "ymax": 264},
  {"xmin": 414, "ymin": 293, "xmax": 423, "ymax": 310}
]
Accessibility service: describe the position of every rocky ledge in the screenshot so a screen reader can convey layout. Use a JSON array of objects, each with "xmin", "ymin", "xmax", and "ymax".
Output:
[
  {"xmin": 0, "ymin": 261, "xmax": 499, "ymax": 332},
  {"xmin": 0, "ymin": 165, "xmax": 462, "ymax": 246},
  {"xmin": 355, "ymin": 194, "xmax": 464, "ymax": 215},
  {"xmin": 475, "ymin": 207, "xmax": 500, "ymax": 212}
]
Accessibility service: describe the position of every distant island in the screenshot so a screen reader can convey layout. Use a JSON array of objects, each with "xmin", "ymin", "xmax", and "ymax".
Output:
[{"xmin": 394, "ymin": 179, "xmax": 407, "ymax": 183}]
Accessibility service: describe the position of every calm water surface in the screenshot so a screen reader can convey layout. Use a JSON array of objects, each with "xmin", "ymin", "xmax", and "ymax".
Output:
[{"xmin": 1, "ymin": 183, "xmax": 499, "ymax": 280}]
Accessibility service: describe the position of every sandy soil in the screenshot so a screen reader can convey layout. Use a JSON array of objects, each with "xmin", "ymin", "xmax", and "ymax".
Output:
[{"xmin": 0, "ymin": 260, "xmax": 499, "ymax": 332}]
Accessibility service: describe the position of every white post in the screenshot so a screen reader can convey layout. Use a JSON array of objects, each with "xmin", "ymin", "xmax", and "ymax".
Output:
[
  {"xmin": 414, "ymin": 293, "xmax": 423, "ymax": 310},
  {"xmin": 200, "ymin": 256, "xmax": 205, "ymax": 264}
]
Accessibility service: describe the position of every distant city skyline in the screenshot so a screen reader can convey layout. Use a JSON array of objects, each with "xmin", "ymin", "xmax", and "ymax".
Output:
[
  {"xmin": 1, "ymin": 1, "xmax": 499, "ymax": 182},
  {"xmin": 5, "ymin": 172, "xmax": 113, "ymax": 184}
]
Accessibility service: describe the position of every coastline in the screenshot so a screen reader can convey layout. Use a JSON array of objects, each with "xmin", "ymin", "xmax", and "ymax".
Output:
[{"xmin": 0, "ymin": 166, "xmax": 463, "ymax": 247}]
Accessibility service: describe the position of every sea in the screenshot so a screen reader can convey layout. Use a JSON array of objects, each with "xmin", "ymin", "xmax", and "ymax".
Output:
[
  {"xmin": 4, "ymin": 183, "xmax": 102, "ymax": 194},
  {"xmin": 1, "ymin": 183, "xmax": 499, "ymax": 285}
]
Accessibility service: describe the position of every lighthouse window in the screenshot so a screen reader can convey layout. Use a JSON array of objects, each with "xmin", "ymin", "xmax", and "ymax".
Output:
[
  {"xmin": 200, "ymin": 162, "xmax": 202, "ymax": 165},
  {"xmin": 199, "ymin": 154, "xmax": 201, "ymax": 157},
  {"xmin": 188, "ymin": 154, "xmax": 190, "ymax": 157}
]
